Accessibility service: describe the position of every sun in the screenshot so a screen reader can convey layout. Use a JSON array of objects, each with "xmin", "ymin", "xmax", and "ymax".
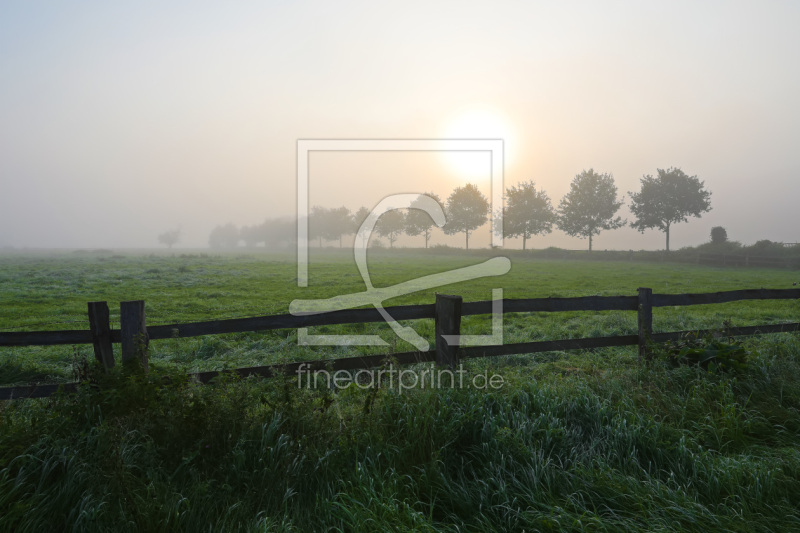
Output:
[{"xmin": 441, "ymin": 110, "xmax": 513, "ymax": 180}]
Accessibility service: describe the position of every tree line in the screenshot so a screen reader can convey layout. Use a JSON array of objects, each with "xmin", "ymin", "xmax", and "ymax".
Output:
[
  {"xmin": 497, "ymin": 167, "xmax": 711, "ymax": 252},
  {"xmin": 195, "ymin": 167, "xmax": 710, "ymax": 252}
]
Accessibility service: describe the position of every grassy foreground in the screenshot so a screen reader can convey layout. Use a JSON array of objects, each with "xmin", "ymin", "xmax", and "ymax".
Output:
[
  {"xmin": 1, "ymin": 250, "xmax": 800, "ymax": 531},
  {"xmin": 2, "ymin": 339, "xmax": 800, "ymax": 531}
]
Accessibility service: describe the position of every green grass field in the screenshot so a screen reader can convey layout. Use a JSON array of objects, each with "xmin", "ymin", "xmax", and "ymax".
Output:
[
  {"xmin": 1, "ymin": 250, "xmax": 800, "ymax": 531},
  {"xmin": 1, "ymin": 249, "xmax": 798, "ymax": 383}
]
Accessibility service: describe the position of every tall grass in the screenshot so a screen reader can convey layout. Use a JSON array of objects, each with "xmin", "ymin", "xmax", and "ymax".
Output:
[{"xmin": 2, "ymin": 334, "xmax": 800, "ymax": 531}]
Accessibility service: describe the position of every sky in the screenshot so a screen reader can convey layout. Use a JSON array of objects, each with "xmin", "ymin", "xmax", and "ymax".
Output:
[{"xmin": 1, "ymin": 0, "xmax": 799, "ymax": 250}]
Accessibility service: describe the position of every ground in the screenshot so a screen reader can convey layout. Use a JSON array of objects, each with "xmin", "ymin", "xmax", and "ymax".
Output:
[{"xmin": 1, "ymin": 249, "xmax": 799, "ymax": 531}]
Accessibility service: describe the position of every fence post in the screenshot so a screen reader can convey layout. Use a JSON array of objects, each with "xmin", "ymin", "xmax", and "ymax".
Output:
[
  {"xmin": 88, "ymin": 301, "xmax": 115, "ymax": 371},
  {"xmin": 120, "ymin": 300, "xmax": 149, "ymax": 372},
  {"xmin": 435, "ymin": 294, "xmax": 462, "ymax": 369},
  {"xmin": 637, "ymin": 288, "xmax": 653, "ymax": 362}
]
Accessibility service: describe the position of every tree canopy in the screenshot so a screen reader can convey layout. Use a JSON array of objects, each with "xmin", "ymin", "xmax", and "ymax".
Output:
[
  {"xmin": 375, "ymin": 209, "xmax": 405, "ymax": 248},
  {"xmin": 629, "ymin": 167, "xmax": 711, "ymax": 252},
  {"xmin": 443, "ymin": 184, "xmax": 489, "ymax": 250},
  {"xmin": 208, "ymin": 223, "xmax": 239, "ymax": 248},
  {"xmin": 352, "ymin": 206, "xmax": 376, "ymax": 248},
  {"xmin": 557, "ymin": 169, "xmax": 625, "ymax": 251},
  {"xmin": 308, "ymin": 206, "xmax": 354, "ymax": 247},
  {"xmin": 326, "ymin": 206, "xmax": 354, "ymax": 248},
  {"xmin": 405, "ymin": 192, "xmax": 444, "ymax": 248},
  {"xmin": 499, "ymin": 181, "xmax": 554, "ymax": 250},
  {"xmin": 710, "ymin": 226, "xmax": 728, "ymax": 244},
  {"xmin": 157, "ymin": 229, "xmax": 180, "ymax": 249}
]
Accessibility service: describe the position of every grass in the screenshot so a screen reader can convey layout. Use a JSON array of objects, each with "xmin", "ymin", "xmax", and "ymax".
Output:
[
  {"xmin": 2, "ymin": 341, "xmax": 800, "ymax": 531},
  {"xmin": 1, "ymin": 249, "xmax": 800, "ymax": 531},
  {"xmin": 0, "ymin": 248, "xmax": 797, "ymax": 383}
]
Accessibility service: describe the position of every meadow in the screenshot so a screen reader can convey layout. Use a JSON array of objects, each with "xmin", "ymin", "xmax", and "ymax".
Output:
[
  {"xmin": 1, "ymin": 248, "xmax": 797, "ymax": 384},
  {"xmin": 1, "ymin": 249, "xmax": 800, "ymax": 531}
]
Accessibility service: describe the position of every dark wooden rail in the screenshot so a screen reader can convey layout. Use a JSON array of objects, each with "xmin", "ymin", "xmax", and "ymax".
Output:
[{"xmin": 1, "ymin": 288, "xmax": 798, "ymax": 400}]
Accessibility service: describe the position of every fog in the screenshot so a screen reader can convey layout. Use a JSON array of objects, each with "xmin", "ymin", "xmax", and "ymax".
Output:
[{"xmin": 1, "ymin": 1, "xmax": 799, "ymax": 251}]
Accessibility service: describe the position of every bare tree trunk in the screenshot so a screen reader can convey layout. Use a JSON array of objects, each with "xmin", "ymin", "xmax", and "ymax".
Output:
[
  {"xmin": 665, "ymin": 223, "xmax": 671, "ymax": 252},
  {"xmin": 589, "ymin": 233, "xmax": 593, "ymax": 252},
  {"xmin": 465, "ymin": 231, "xmax": 470, "ymax": 250}
]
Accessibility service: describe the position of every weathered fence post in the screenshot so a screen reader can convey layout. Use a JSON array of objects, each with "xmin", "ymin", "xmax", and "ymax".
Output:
[
  {"xmin": 120, "ymin": 300, "xmax": 149, "ymax": 372},
  {"xmin": 87, "ymin": 301, "xmax": 115, "ymax": 371},
  {"xmin": 435, "ymin": 294, "xmax": 462, "ymax": 369},
  {"xmin": 637, "ymin": 288, "xmax": 653, "ymax": 362}
]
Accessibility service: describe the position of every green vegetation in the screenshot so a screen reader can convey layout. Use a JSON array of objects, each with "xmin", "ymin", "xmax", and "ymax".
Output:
[
  {"xmin": 556, "ymin": 169, "xmax": 625, "ymax": 252},
  {"xmin": 0, "ymin": 249, "xmax": 798, "ymax": 383},
  {"xmin": 1, "ymin": 250, "xmax": 800, "ymax": 530},
  {"xmin": 628, "ymin": 168, "xmax": 712, "ymax": 252}
]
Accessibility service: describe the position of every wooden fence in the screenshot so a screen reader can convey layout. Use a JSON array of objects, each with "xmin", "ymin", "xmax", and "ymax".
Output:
[{"xmin": 1, "ymin": 288, "xmax": 799, "ymax": 400}]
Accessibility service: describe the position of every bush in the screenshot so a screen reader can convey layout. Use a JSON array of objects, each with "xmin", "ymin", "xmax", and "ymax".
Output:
[
  {"xmin": 710, "ymin": 226, "xmax": 728, "ymax": 244},
  {"xmin": 661, "ymin": 333, "xmax": 751, "ymax": 373}
]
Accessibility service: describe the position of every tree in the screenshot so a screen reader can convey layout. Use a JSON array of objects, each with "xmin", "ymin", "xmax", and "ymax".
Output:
[
  {"xmin": 710, "ymin": 226, "xmax": 728, "ymax": 244},
  {"xmin": 376, "ymin": 209, "xmax": 405, "ymax": 248},
  {"xmin": 157, "ymin": 229, "xmax": 180, "ymax": 249},
  {"xmin": 266, "ymin": 218, "xmax": 296, "ymax": 249},
  {"xmin": 405, "ymin": 192, "xmax": 443, "ymax": 248},
  {"xmin": 352, "ymin": 206, "xmax": 381, "ymax": 248},
  {"xmin": 443, "ymin": 184, "xmax": 489, "ymax": 250},
  {"xmin": 208, "ymin": 223, "xmax": 240, "ymax": 248},
  {"xmin": 240, "ymin": 224, "xmax": 263, "ymax": 247},
  {"xmin": 629, "ymin": 167, "xmax": 711, "ymax": 252},
  {"xmin": 499, "ymin": 181, "xmax": 555, "ymax": 250},
  {"xmin": 557, "ymin": 169, "xmax": 625, "ymax": 251},
  {"xmin": 326, "ymin": 206, "xmax": 354, "ymax": 248},
  {"xmin": 308, "ymin": 206, "xmax": 328, "ymax": 247}
]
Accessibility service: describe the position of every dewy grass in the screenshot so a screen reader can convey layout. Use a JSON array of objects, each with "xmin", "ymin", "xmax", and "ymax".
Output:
[
  {"xmin": 1, "ymin": 250, "xmax": 798, "ymax": 382},
  {"xmin": 1, "ymin": 337, "xmax": 800, "ymax": 531},
  {"xmin": 1, "ymin": 250, "xmax": 800, "ymax": 530}
]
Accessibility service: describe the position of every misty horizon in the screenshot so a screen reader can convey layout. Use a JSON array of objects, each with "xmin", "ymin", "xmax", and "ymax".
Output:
[{"xmin": 2, "ymin": 1, "xmax": 799, "ymax": 250}]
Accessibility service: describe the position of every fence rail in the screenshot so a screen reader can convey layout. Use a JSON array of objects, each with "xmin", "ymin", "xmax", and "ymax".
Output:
[{"xmin": 1, "ymin": 288, "xmax": 799, "ymax": 400}]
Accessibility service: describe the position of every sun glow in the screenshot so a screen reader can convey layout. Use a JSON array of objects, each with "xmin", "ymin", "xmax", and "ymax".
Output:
[{"xmin": 441, "ymin": 110, "xmax": 513, "ymax": 180}]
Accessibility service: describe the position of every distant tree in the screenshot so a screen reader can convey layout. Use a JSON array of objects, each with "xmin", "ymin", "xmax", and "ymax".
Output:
[
  {"xmin": 240, "ymin": 224, "xmax": 263, "ymax": 247},
  {"xmin": 557, "ymin": 169, "xmax": 625, "ymax": 251},
  {"xmin": 264, "ymin": 218, "xmax": 295, "ymax": 248},
  {"xmin": 710, "ymin": 226, "xmax": 728, "ymax": 244},
  {"xmin": 325, "ymin": 206, "xmax": 354, "ymax": 248},
  {"xmin": 376, "ymin": 209, "xmax": 406, "ymax": 248},
  {"xmin": 208, "ymin": 223, "xmax": 239, "ymax": 248},
  {"xmin": 308, "ymin": 206, "xmax": 328, "ymax": 247},
  {"xmin": 629, "ymin": 167, "xmax": 712, "ymax": 252},
  {"xmin": 352, "ymin": 206, "xmax": 378, "ymax": 248},
  {"xmin": 443, "ymin": 184, "xmax": 489, "ymax": 250},
  {"xmin": 499, "ymin": 181, "xmax": 555, "ymax": 250},
  {"xmin": 405, "ymin": 192, "xmax": 444, "ymax": 248},
  {"xmin": 157, "ymin": 229, "xmax": 180, "ymax": 249}
]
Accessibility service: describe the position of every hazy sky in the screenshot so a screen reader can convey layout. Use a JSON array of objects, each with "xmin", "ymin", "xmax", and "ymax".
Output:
[{"xmin": 2, "ymin": 1, "xmax": 799, "ymax": 250}]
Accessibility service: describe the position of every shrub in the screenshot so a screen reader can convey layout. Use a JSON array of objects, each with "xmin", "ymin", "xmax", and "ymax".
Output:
[
  {"xmin": 661, "ymin": 332, "xmax": 751, "ymax": 373},
  {"xmin": 710, "ymin": 226, "xmax": 728, "ymax": 244}
]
